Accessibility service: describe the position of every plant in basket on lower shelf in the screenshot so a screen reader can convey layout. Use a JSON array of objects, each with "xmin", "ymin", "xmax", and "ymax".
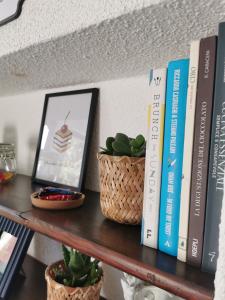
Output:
[
  {"xmin": 45, "ymin": 245, "xmax": 103, "ymax": 300},
  {"xmin": 97, "ymin": 133, "xmax": 146, "ymax": 225}
]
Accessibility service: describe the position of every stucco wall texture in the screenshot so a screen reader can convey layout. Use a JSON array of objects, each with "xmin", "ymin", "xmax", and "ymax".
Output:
[{"xmin": 0, "ymin": 0, "xmax": 225, "ymax": 96}]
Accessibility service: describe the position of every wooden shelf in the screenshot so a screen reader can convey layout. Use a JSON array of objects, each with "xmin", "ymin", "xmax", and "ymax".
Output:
[
  {"xmin": 8, "ymin": 255, "xmax": 46, "ymax": 300},
  {"xmin": 0, "ymin": 175, "xmax": 214, "ymax": 300}
]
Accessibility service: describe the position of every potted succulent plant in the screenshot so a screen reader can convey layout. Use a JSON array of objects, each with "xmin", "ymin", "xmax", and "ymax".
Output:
[
  {"xmin": 45, "ymin": 245, "xmax": 103, "ymax": 300},
  {"xmin": 97, "ymin": 133, "xmax": 146, "ymax": 225}
]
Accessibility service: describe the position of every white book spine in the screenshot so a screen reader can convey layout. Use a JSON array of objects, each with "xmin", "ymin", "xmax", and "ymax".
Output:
[
  {"xmin": 178, "ymin": 40, "xmax": 200, "ymax": 262},
  {"xmin": 141, "ymin": 68, "xmax": 166, "ymax": 249}
]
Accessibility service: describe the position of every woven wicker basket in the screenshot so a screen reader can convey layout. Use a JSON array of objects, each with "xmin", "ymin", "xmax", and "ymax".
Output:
[
  {"xmin": 97, "ymin": 153, "xmax": 145, "ymax": 225},
  {"xmin": 45, "ymin": 260, "xmax": 103, "ymax": 300}
]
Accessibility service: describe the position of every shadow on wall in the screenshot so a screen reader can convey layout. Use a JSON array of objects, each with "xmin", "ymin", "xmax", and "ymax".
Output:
[
  {"xmin": 27, "ymin": 135, "xmax": 38, "ymax": 174},
  {"xmin": 3, "ymin": 125, "xmax": 38, "ymax": 175},
  {"xmin": 28, "ymin": 234, "xmax": 62, "ymax": 265},
  {"xmin": 85, "ymin": 93, "xmax": 100, "ymax": 192},
  {"xmin": 101, "ymin": 263, "xmax": 124, "ymax": 300},
  {"xmin": 3, "ymin": 124, "xmax": 18, "ymax": 152}
]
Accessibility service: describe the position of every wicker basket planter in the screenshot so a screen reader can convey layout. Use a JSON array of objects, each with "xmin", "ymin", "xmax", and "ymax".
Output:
[
  {"xmin": 45, "ymin": 260, "xmax": 103, "ymax": 300},
  {"xmin": 97, "ymin": 153, "xmax": 145, "ymax": 225}
]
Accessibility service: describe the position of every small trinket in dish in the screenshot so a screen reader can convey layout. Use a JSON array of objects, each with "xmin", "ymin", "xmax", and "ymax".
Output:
[{"xmin": 31, "ymin": 187, "xmax": 85, "ymax": 210}]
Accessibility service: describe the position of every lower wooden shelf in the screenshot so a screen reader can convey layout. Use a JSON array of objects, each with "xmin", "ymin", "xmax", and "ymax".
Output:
[
  {"xmin": 8, "ymin": 255, "xmax": 46, "ymax": 300},
  {"xmin": 8, "ymin": 255, "xmax": 106, "ymax": 300}
]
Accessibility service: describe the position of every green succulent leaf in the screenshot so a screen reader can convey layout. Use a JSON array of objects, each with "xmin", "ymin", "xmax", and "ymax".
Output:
[
  {"xmin": 106, "ymin": 137, "xmax": 115, "ymax": 153},
  {"xmin": 130, "ymin": 139, "xmax": 140, "ymax": 149},
  {"xmin": 132, "ymin": 147, "xmax": 146, "ymax": 157},
  {"xmin": 100, "ymin": 147, "xmax": 112, "ymax": 155},
  {"xmin": 55, "ymin": 247, "xmax": 102, "ymax": 288},
  {"xmin": 113, "ymin": 151, "xmax": 124, "ymax": 156},
  {"xmin": 135, "ymin": 134, "xmax": 145, "ymax": 147},
  {"xmin": 112, "ymin": 140, "xmax": 131, "ymax": 156},
  {"xmin": 84, "ymin": 263, "xmax": 99, "ymax": 287},
  {"xmin": 100, "ymin": 133, "xmax": 146, "ymax": 157},
  {"xmin": 131, "ymin": 146, "xmax": 139, "ymax": 154},
  {"xmin": 55, "ymin": 272, "xmax": 68, "ymax": 284},
  {"xmin": 115, "ymin": 133, "xmax": 130, "ymax": 144},
  {"xmin": 63, "ymin": 278, "xmax": 72, "ymax": 287},
  {"xmin": 62, "ymin": 245, "xmax": 70, "ymax": 268},
  {"xmin": 72, "ymin": 274, "xmax": 88, "ymax": 287},
  {"xmin": 81, "ymin": 253, "xmax": 91, "ymax": 265},
  {"xmin": 69, "ymin": 250, "xmax": 85, "ymax": 273}
]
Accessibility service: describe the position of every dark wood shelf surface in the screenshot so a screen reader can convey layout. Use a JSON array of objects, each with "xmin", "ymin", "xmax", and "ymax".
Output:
[
  {"xmin": 0, "ymin": 175, "xmax": 34, "ymax": 223},
  {"xmin": 0, "ymin": 175, "xmax": 214, "ymax": 300}
]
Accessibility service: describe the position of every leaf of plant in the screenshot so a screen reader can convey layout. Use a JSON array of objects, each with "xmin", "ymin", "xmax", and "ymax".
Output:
[
  {"xmin": 62, "ymin": 245, "xmax": 70, "ymax": 268},
  {"xmin": 83, "ymin": 277, "xmax": 92, "ymax": 287},
  {"xmin": 106, "ymin": 137, "xmax": 115, "ymax": 153},
  {"xmin": 112, "ymin": 141, "xmax": 131, "ymax": 156},
  {"xmin": 130, "ymin": 139, "xmax": 139, "ymax": 148},
  {"xmin": 72, "ymin": 275, "xmax": 88, "ymax": 287},
  {"xmin": 115, "ymin": 133, "xmax": 130, "ymax": 144},
  {"xmin": 99, "ymin": 147, "xmax": 112, "ymax": 155},
  {"xmin": 58, "ymin": 249, "xmax": 101, "ymax": 288},
  {"xmin": 112, "ymin": 151, "xmax": 124, "ymax": 156},
  {"xmin": 63, "ymin": 278, "xmax": 72, "ymax": 287},
  {"xmin": 132, "ymin": 147, "xmax": 146, "ymax": 157},
  {"xmin": 135, "ymin": 134, "xmax": 145, "ymax": 147},
  {"xmin": 69, "ymin": 250, "xmax": 85, "ymax": 273},
  {"xmin": 131, "ymin": 146, "xmax": 140, "ymax": 154},
  {"xmin": 81, "ymin": 253, "xmax": 91, "ymax": 265},
  {"xmin": 85, "ymin": 264, "xmax": 98, "ymax": 286}
]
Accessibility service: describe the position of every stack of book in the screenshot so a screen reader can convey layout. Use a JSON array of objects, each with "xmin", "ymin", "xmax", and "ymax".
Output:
[{"xmin": 141, "ymin": 21, "xmax": 225, "ymax": 274}]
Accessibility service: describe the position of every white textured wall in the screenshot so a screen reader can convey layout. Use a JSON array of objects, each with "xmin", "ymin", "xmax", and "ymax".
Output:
[
  {"xmin": 1, "ymin": 0, "xmax": 225, "ymax": 95},
  {"xmin": 0, "ymin": 75, "xmax": 150, "ymax": 191},
  {"xmin": 0, "ymin": 0, "xmax": 163, "ymax": 55},
  {"xmin": 0, "ymin": 75, "xmax": 149, "ymax": 300}
]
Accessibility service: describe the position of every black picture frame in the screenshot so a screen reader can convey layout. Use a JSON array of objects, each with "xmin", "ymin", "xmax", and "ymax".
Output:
[
  {"xmin": 32, "ymin": 88, "xmax": 98, "ymax": 192},
  {"xmin": 0, "ymin": 216, "xmax": 33, "ymax": 300},
  {"xmin": 0, "ymin": 0, "xmax": 25, "ymax": 27}
]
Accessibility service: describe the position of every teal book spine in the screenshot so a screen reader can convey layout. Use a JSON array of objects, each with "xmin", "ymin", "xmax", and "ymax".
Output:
[{"xmin": 158, "ymin": 59, "xmax": 189, "ymax": 256}]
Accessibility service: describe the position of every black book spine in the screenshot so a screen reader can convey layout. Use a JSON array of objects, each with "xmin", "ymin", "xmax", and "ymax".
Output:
[
  {"xmin": 187, "ymin": 36, "xmax": 217, "ymax": 267},
  {"xmin": 202, "ymin": 22, "xmax": 225, "ymax": 273}
]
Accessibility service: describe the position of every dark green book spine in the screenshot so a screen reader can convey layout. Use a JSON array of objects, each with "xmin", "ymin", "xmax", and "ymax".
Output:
[{"xmin": 202, "ymin": 23, "xmax": 225, "ymax": 273}]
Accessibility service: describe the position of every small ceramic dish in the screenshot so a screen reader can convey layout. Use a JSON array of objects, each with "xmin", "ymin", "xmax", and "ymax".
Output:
[{"xmin": 31, "ymin": 192, "xmax": 85, "ymax": 210}]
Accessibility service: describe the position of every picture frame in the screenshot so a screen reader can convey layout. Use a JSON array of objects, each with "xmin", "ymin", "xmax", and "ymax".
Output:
[
  {"xmin": 32, "ymin": 88, "xmax": 98, "ymax": 192},
  {"xmin": 0, "ymin": 0, "xmax": 25, "ymax": 27},
  {"xmin": 0, "ymin": 216, "xmax": 34, "ymax": 300}
]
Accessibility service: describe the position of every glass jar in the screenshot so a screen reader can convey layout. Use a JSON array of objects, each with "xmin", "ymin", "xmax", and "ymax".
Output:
[{"xmin": 0, "ymin": 144, "xmax": 16, "ymax": 183}]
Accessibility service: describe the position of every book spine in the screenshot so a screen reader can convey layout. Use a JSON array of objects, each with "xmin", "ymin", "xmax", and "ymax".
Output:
[
  {"xmin": 159, "ymin": 59, "xmax": 189, "ymax": 256},
  {"xmin": 202, "ymin": 23, "xmax": 225, "ymax": 273},
  {"xmin": 187, "ymin": 36, "xmax": 217, "ymax": 267},
  {"xmin": 178, "ymin": 40, "xmax": 200, "ymax": 262},
  {"xmin": 141, "ymin": 68, "xmax": 166, "ymax": 249}
]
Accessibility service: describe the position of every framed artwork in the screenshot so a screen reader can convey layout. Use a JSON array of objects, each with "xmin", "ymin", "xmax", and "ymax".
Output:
[
  {"xmin": 0, "ymin": 0, "xmax": 25, "ymax": 27},
  {"xmin": 32, "ymin": 88, "xmax": 98, "ymax": 192},
  {"xmin": 0, "ymin": 216, "xmax": 33, "ymax": 299}
]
